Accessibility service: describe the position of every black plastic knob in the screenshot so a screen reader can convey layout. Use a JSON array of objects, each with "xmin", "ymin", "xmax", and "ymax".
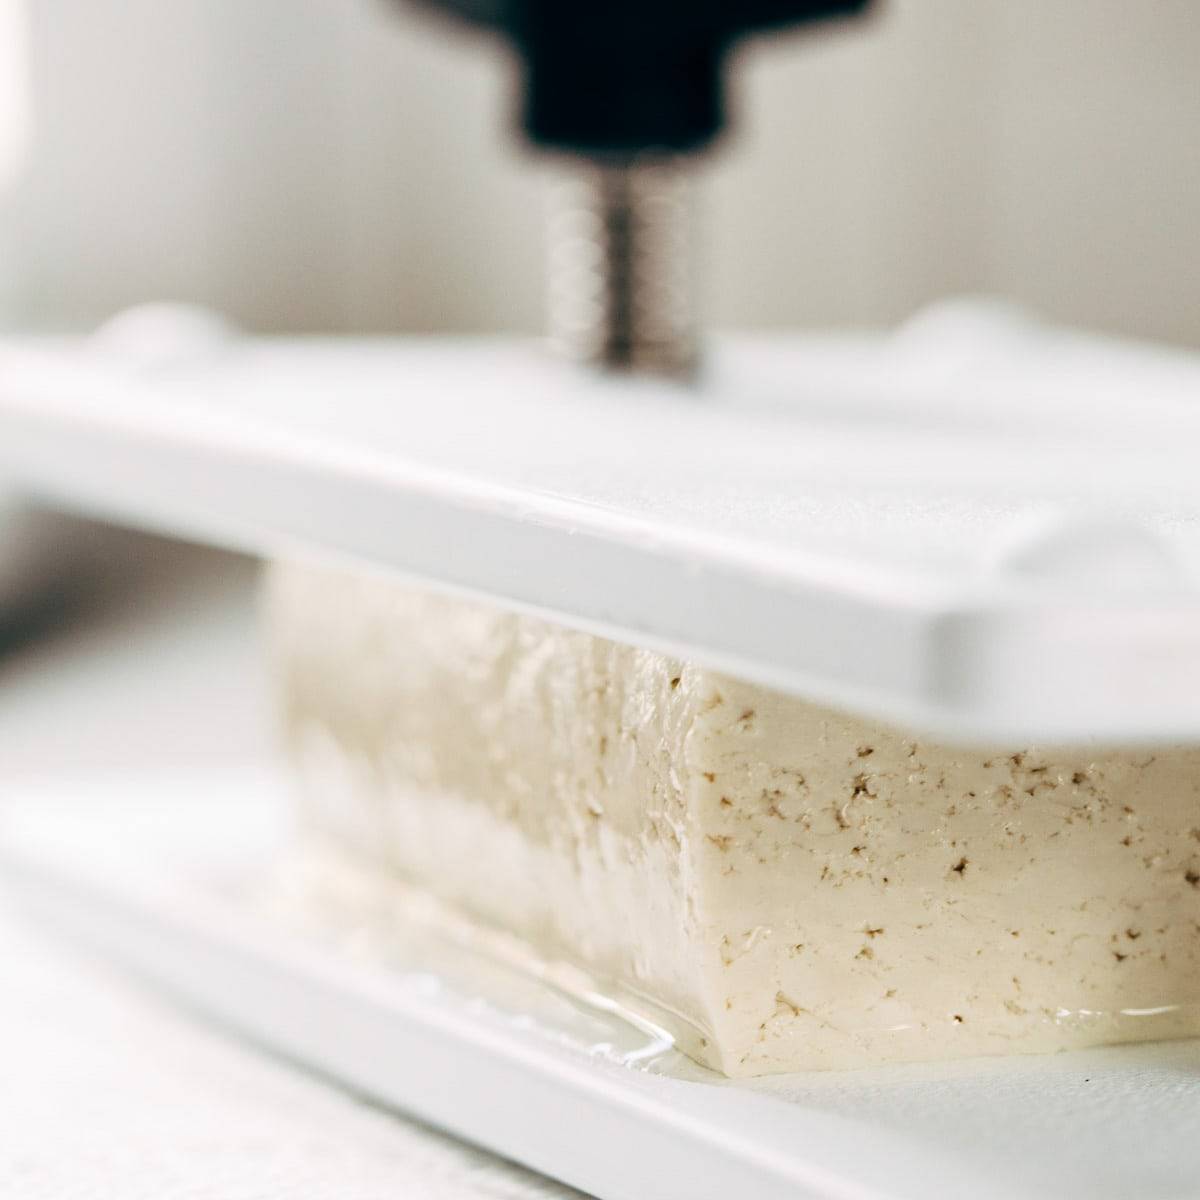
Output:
[{"xmin": 406, "ymin": 0, "xmax": 874, "ymax": 157}]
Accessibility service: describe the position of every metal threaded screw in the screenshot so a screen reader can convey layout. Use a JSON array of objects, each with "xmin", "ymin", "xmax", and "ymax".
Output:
[{"xmin": 547, "ymin": 160, "xmax": 697, "ymax": 376}]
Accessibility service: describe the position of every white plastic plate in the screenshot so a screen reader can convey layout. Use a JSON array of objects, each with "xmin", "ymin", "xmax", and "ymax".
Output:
[
  {"xmin": 2, "ymin": 767, "xmax": 1199, "ymax": 1200},
  {"xmin": 4, "ymin": 301, "xmax": 1200, "ymax": 742}
]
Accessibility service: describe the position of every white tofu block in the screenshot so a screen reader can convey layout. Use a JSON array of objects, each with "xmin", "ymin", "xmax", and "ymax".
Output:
[{"xmin": 264, "ymin": 561, "xmax": 1200, "ymax": 1076}]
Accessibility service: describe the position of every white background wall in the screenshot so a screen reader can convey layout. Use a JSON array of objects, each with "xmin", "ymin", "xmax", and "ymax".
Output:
[{"xmin": 2, "ymin": 0, "xmax": 1198, "ymax": 346}]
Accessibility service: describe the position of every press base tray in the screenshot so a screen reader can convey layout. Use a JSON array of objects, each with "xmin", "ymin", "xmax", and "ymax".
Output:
[{"xmin": 2, "ymin": 767, "xmax": 1199, "ymax": 1200}]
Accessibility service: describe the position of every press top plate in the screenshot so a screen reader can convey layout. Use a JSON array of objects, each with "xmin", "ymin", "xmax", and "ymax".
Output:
[{"xmin": 3, "ymin": 301, "xmax": 1200, "ymax": 742}]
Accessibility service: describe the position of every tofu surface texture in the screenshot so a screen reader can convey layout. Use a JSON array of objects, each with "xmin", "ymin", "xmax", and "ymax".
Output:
[{"xmin": 265, "ymin": 561, "xmax": 1200, "ymax": 1076}]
